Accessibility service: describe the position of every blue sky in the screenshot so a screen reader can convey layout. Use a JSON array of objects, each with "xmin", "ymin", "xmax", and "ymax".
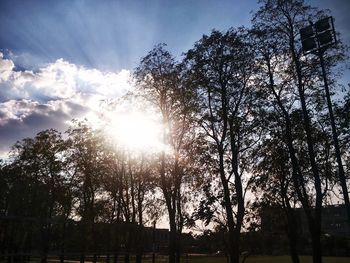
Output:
[
  {"xmin": 1, "ymin": 0, "xmax": 349, "ymax": 71},
  {"xmin": 0, "ymin": 0, "xmax": 349, "ymax": 156},
  {"xmin": 0, "ymin": 0, "xmax": 258, "ymax": 71},
  {"xmin": 0, "ymin": 0, "xmax": 350, "ymax": 70}
]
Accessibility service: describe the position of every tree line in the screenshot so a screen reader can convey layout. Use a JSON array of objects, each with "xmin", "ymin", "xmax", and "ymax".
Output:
[{"xmin": 1, "ymin": 1, "xmax": 349, "ymax": 263}]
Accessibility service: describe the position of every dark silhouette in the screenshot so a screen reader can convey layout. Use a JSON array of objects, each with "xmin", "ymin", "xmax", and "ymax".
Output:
[{"xmin": 0, "ymin": 1, "xmax": 349, "ymax": 263}]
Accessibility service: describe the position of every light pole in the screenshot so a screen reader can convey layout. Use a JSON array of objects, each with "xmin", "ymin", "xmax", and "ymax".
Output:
[
  {"xmin": 300, "ymin": 17, "xmax": 350, "ymax": 225},
  {"xmin": 152, "ymin": 220, "xmax": 156, "ymax": 263}
]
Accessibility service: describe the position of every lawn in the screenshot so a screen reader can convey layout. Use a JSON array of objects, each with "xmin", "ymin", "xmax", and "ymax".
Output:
[
  {"xmin": 2, "ymin": 255, "xmax": 348, "ymax": 263},
  {"xmin": 176, "ymin": 256, "xmax": 350, "ymax": 263}
]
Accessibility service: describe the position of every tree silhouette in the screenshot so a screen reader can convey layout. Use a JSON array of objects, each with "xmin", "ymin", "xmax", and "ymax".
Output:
[
  {"xmin": 183, "ymin": 28, "xmax": 261, "ymax": 263},
  {"xmin": 134, "ymin": 44, "xmax": 198, "ymax": 263}
]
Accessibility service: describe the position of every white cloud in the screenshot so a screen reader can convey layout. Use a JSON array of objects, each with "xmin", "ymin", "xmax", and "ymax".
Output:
[
  {"xmin": 0, "ymin": 52, "xmax": 15, "ymax": 81},
  {"xmin": 0, "ymin": 52, "xmax": 133, "ymax": 157},
  {"xmin": 0, "ymin": 54, "xmax": 132, "ymax": 101},
  {"xmin": 0, "ymin": 99, "xmax": 38, "ymax": 125}
]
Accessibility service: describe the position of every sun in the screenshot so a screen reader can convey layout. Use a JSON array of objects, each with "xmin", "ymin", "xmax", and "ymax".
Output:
[{"xmin": 107, "ymin": 111, "xmax": 164, "ymax": 152}]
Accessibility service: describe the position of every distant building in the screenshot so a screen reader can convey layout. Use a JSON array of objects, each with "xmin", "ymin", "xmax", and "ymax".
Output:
[
  {"xmin": 259, "ymin": 204, "xmax": 350, "ymax": 256},
  {"xmin": 143, "ymin": 227, "xmax": 196, "ymax": 253},
  {"xmin": 143, "ymin": 227, "xmax": 169, "ymax": 252},
  {"xmin": 261, "ymin": 204, "xmax": 350, "ymax": 237},
  {"xmin": 313, "ymin": 204, "xmax": 349, "ymax": 237}
]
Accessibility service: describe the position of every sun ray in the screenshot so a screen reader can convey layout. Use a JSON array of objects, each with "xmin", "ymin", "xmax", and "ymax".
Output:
[{"xmin": 106, "ymin": 110, "xmax": 165, "ymax": 153}]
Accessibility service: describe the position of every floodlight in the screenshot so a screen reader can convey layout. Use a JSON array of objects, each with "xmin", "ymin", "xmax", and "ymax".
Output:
[
  {"xmin": 301, "ymin": 37, "xmax": 317, "ymax": 52},
  {"xmin": 300, "ymin": 16, "xmax": 335, "ymax": 53},
  {"xmin": 300, "ymin": 25, "xmax": 314, "ymax": 39},
  {"xmin": 318, "ymin": 30, "xmax": 334, "ymax": 46},
  {"xmin": 315, "ymin": 17, "xmax": 331, "ymax": 33}
]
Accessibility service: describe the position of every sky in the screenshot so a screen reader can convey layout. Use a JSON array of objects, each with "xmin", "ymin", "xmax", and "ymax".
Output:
[{"xmin": 0, "ymin": 0, "xmax": 350, "ymax": 157}]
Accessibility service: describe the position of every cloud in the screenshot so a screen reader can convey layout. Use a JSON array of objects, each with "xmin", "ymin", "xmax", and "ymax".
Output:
[
  {"xmin": 0, "ymin": 54, "xmax": 132, "ymax": 102},
  {"xmin": 0, "ymin": 52, "xmax": 133, "ymax": 157},
  {"xmin": 0, "ymin": 52, "xmax": 15, "ymax": 82}
]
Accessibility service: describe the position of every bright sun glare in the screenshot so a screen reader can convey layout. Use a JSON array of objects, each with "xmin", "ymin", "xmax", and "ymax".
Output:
[{"xmin": 107, "ymin": 111, "xmax": 164, "ymax": 152}]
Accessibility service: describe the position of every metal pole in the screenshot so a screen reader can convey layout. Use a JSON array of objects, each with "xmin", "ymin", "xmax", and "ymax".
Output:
[
  {"xmin": 318, "ymin": 50, "xmax": 350, "ymax": 225},
  {"xmin": 152, "ymin": 221, "xmax": 155, "ymax": 263}
]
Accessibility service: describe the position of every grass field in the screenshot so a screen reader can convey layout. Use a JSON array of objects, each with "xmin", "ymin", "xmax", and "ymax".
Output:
[
  {"xmin": 179, "ymin": 256, "xmax": 350, "ymax": 263},
  {"xmin": 136, "ymin": 255, "xmax": 350, "ymax": 263},
  {"xmin": 2, "ymin": 255, "xmax": 349, "ymax": 263},
  {"xmin": 176, "ymin": 256, "xmax": 350, "ymax": 263}
]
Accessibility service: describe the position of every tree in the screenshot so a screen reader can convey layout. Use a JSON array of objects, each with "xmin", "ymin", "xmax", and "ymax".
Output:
[
  {"xmin": 127, "ymin": 153, "xmax": 154, "ymax": 263},
  {"xmin": 114, "ymin": 150, "xmax": 155, "ymax": 263},
  {"xmin": 8, "ymin": 129, "xmax": 68, "ymax": 263},
  {"xmin": 252, "ymin": 1, "xmax": 346, "ymax": 262},
  {"xmin": 333, "ymin": 87, "xmax": 350, "ymax": 221},
  {"xmin": 66, "ymin": 122, "xmax": 107, "ymax": 263},
  {"xmin": 184, "ymin": 28, "xmax": 260, "ymax": 263},
  {"xmin": 134, "ymin": 44, "xmax": 197, "ymax": 263},
  {"xmin": 251, "ymin": 109, "xmax": 304, "ymax": 262},
  {"xmin": 99, "ymin": 145, "xmax": 125, "ymax": 263}
]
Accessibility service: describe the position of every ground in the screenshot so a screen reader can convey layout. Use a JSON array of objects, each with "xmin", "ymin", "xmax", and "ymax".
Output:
[
  {"xmin": 179, "ymin": 256, "xmax": 350, "ymax": 263},
  {"xmin": 1, "ymin": 255, "xmax": 349, "ymax": 263}
]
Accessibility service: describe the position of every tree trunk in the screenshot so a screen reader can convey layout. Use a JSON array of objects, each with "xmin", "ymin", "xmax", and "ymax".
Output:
[
  {"xmin": 161, "ymin": 157, "xmax": 178, "ymax": 263},
  {"xmin": 311, "ymin": 225, "xmax": 322, "ymax": 263},
  {"xmin": 113, "ymin": 253, "xmax": 119, "ymax": 263},
  {"xmin": 218, "ymin": 145, "xmax": 241, "ymax": 263},
  {"xmin": 106, "ymin": 235, "xmax": 110, "ymax": 263},
  {"xmin": 136, "ymin": 190, "xmax": 144, "ymax": 263},
  {"xmin": 220, "ymin": 175, "xmax": 238, "ymax": 263},
  {"xmin": 135, "ymin": 225, "xmax": 143, "ymax": 263},
  {"xmin": 80, "ymin": 220, "xmax": 86, "ymax": 263},
  {"xmin": 113, "ymin": 207, "xmax": 121, "ymax": 263},
  {"xmin": 135, "ymin": 254, "xmax": 142, "ymax": 263},
  {"xmin": 175, "ymin": 230, "xmax": 181, "ymax": 263},
  {"xmin": 124, "ymin": 253, "xmax": 130, "ymax": 263},
  {"xmin": 231, "ymin": 236, "xmax": 240, "ymax": 263},
  {"xmin": 92, "ymin": 221, "xmax": 98, "ymax": 263},
  {"xmin": 40, "ymin": 222, "xmax": 49, "ymax": 263},
  {"xmin": 286, "ymin": 210, "xmax": 300, "ymax": 263},
  {"xmin": 168, "ymin": 214, "xmax": 177, "ymax": 263},
  {"xmin": 60, "ymin": 213, "xmax": 69, "ymax": 263}
]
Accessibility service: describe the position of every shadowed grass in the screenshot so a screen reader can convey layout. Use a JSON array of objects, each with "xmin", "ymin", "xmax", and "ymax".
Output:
[
  {"xmin": 5, "ymin": 255, "xmax": 348, "ymax": 263},
  {"xmin": 176, "ymin": 255, "xmax": 350, "ymax": 263}
]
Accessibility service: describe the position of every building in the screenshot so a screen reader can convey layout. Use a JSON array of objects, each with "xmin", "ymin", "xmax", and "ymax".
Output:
[
  {"xmin": 259, "ymin": 204, "xmax": 350, "ymax": 256},
  {"xmin": 143, "ymin": 227, "xmax": 169, "ymax": 252}
]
